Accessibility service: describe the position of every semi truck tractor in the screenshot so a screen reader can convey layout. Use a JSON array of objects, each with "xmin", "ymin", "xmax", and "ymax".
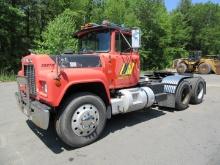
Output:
[{"xmin": 15, "ymin": 21, "xmax": 206, "ymax": 148}]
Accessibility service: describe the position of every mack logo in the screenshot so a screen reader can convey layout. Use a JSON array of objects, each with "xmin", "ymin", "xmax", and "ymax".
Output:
[
  {"xmin": 41, "ymin": 64, "xmax": 55, "ymax": 68},
  {"xmin": 120, "ymin": 62, "xmax": 135, "ymax": 76}
]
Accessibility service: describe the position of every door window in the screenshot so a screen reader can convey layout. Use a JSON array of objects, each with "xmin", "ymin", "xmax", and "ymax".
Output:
[{"xmin": 115, "ymin": 33, "xmax": 131, "ymax": 53}]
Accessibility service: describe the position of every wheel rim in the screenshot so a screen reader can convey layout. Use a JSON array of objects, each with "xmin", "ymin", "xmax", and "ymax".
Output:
[
  {"xmin": 197, "ymin": 83, "xmax": 204, "ymax": 99},
  {"xmin": 71, "ymin": 104, "xmax": 99, "ymax": 137}
]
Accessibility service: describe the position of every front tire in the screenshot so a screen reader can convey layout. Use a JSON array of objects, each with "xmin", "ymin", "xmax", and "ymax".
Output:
[{"xmin": 56, "ymin": 93, "xmax": 107, "ymax": 148}]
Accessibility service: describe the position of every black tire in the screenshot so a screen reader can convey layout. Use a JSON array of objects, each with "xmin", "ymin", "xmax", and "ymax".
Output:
[
  {"xmin": 189, "ymin": 77, "xmax": 205, "ymax": 104},
  {"xmin": 56, "ymin": 93, "xmax": 107, "ymax": 148},
  {"xmin": 198, "ymin": 63, "xmax": 211, "ymax": 74},
  {"xmin": 175, "ymin": 80, "xmax": 192, "ymax": 110},
  {"xmin": 55, "ymin": 116, "xmax": 62, "ymax": 139},
  {"xmin": 176, "ymin": 63, "xmax": 187, "ymax": 74}
]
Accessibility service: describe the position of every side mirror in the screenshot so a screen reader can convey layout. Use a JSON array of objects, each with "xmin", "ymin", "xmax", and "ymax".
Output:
[{"xmin": 132, "ymin": 29, "xmax": 141, "ymax": 49}]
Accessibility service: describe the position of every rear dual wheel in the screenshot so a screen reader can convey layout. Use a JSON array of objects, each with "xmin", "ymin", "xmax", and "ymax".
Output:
[
  {"xmin": 189, "ymin": 78, "xmax": 205, "ymax": 104},
  {"xmin": 175, "ymin": 80, "xmax": 191, "ymax": 110},
  {"xmin": 55, "ymin": 93, "xmax": 107, "ymax": 148},
  {"xmin": 175, "ymin": 78, "xmax": 205, "ymax": 110}
]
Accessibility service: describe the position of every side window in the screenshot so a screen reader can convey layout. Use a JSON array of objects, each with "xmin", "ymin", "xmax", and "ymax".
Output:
[{"xmin": 115, "ymin": 32, "xmax": 131, "ymax": 53}]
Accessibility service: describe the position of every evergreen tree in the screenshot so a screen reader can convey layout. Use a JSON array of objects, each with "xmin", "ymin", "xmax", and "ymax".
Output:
[{"xmin": 36, "ymin": 9, "xmax": 84, "ymax": 54}]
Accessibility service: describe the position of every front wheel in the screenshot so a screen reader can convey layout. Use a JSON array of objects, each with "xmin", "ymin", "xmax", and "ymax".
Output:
[{"xmin": 56, "ymin": 93, "xmax": 107, "ymax": 148}]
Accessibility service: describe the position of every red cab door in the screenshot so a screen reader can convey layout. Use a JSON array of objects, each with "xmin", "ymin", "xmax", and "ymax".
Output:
[{"xmin": 110, "ymin": 31, "xmax": 140, "ymax": 89}]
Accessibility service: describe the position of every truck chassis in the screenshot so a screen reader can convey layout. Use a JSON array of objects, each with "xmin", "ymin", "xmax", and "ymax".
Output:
[{"xmin": 16, "ymin": 71, "xmax": 206, "ymax": 147}]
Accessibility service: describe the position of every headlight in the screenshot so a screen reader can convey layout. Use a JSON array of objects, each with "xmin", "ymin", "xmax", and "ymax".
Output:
[{"xmin": 40, "ymin": 81, "xmax": 48, "ymax": 94}]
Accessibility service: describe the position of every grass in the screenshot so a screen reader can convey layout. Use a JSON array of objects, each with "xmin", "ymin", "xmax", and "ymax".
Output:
[{"xmin": 0, "ymin": 70, "xmax": 16, "ymax": 82}]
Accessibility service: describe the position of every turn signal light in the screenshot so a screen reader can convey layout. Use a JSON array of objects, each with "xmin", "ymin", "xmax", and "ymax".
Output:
[{"xmin": 55, "ymin": 79, "xmax": 61, "ymax": 87}]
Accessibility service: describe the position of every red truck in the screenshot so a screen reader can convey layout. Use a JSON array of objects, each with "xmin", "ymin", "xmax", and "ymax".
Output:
[{"xmin": 15, "ymin": 21, "xmax": 206, "ymax": 148}]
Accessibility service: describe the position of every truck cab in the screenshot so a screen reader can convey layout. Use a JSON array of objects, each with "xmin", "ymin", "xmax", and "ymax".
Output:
[
  {"xmin": 16, "ymin": 21, "xmax": 206, "ymax": 148},
  {"xmin": 74, "ymin": 22, "xmax": 140, "ymax": 89}
]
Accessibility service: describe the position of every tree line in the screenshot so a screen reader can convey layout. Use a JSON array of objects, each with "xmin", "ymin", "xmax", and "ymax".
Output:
[{"xmin": 0, "ymin": 0, "xmax": 220, "ymax": 73}]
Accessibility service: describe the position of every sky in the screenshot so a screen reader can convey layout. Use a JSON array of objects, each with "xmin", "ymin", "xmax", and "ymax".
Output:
[{"xmin": 165, "ymin": 0, "xmax": 220, "ymax": 11}]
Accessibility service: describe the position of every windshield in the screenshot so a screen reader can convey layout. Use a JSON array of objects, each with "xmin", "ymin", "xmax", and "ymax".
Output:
[{"xmin": 79, "ymin": 30, "xmax": 110, "ymax": 52}]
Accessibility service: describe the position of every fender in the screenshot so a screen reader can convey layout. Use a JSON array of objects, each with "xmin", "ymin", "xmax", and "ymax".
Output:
[
  {"xmin": 54, "ymin": 69, "xmax": 111, "ymax": 107},
  {"xmin": 162, "ymin": 74, "xmax": 191, "ymax": 94}
]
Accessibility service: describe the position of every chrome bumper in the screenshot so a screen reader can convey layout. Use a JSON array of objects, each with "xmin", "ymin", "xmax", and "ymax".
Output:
[{"xmin": 15, "ymin": 76, "xmax": 50, "ymax": 130}]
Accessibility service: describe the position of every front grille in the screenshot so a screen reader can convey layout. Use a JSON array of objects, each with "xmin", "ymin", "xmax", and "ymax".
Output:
[{"xmin": 24, "ymin": 65, "xmax": 36, "ymax": 96}]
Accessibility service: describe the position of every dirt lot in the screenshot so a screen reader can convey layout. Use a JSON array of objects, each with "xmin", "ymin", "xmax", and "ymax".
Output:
[{"xmin": 0, "ymin": 74, "xmax": 220, "ymax": 165}]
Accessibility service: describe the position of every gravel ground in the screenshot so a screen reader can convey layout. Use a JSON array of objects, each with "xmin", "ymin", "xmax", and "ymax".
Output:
[{"xmin": 0, "ymin": 74, "xmax": 220, "ymax": 165}]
